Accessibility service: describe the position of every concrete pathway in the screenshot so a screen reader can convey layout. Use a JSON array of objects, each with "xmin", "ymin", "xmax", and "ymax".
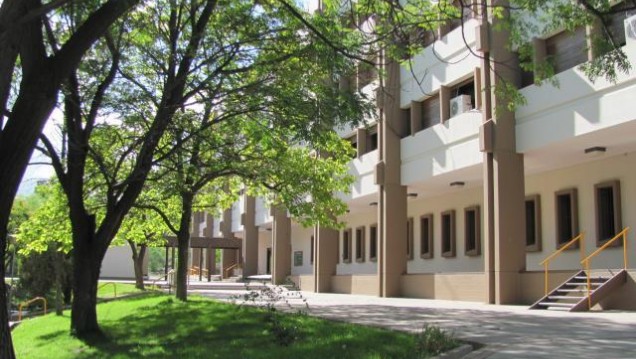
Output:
[{"xmin": 200, "ymin": 290, "xmax": 636, "ymax": 359}]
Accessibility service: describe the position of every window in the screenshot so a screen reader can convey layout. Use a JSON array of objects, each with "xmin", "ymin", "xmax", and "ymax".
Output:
[
  {"xmin": 545, "ymin": 27, "xmax": 588, "ymax": 74},
  {"xmin": 604, "ymin": 3, "xmax": 633, "ymax": 49},
  {"xmin": 555, "ymin": 188, "xmax": 578, "ymax": 248},
  {"xmin": 441, "ymin": 210, "xmax": 456, "ymax": 258},
  {"xmin": 464, "ymin": 206, "xmax": 481, "ymax": 256},
  {"xmin": 421, "ymin": 94, "xmax": 440, "ymax": 130},
  {"xmin": 401, "ymin": 107, "xmax": 412, "ymax": 138},
  {"xmin": 525, "ymin": 195, "xmax": 542, "ymax": 252},
  {"xmin": 449, "ymin": 79, "xmax": 475, "ymax": 117},
  {"xmin": 346, "ymin": 134, "xmax": 357, "ymax": 158},
  {"xmin": 595, "ymin": 180, "xmax": 622, "ymax": 246},
  {"xmin": 355, "ymin": 226, "xmax": 366, "ymax": 262},
  {"xmin": 366, "ymin": 125, "xmax": 378, "ymax": 152},
  {"xmin": 310, "ymin": 235, "xmax": 315, "ymax": 264},
  {"xmin": 407, "ymin": 217, "xmax": 414, "ymax": 260},
  {"xmin": 369, "ymin": 224, "xmax": 378, "ymax": 261},
  {"xmin": 420, "ymin": 214, "xmax": 433, "ymax": 259},
  {"xmin": 294, "ymin": 251, "xmax": 303, "ymax": 267},
  {"xmin": 342, "ymin": 228, "xmax": 352, "ymax": 263}
]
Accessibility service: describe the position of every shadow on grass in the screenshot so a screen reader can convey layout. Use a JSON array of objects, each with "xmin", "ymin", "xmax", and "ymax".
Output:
[{"xmin": 73, "ymin": 294, "xmax": 417, "ymax": 359}]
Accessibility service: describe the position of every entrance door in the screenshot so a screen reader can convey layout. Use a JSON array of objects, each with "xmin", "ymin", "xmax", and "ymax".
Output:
[{"xmin": 266, "ymin": 248, "xmax": 272, "ymax": 274}]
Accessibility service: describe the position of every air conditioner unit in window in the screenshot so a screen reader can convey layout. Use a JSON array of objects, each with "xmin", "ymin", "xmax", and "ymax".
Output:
[
  {"xmin": 450, "ymin": 95, "xmax": 472, "ymax": 117},
  {"xmin": 625, "ymin": 15, "xmax": 636, "ymax": 42}
]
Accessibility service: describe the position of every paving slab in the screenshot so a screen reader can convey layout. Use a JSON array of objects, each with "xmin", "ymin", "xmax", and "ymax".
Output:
[{"xmin": 201, "ymin": 290, "xmax": 636, "ymax": 358}]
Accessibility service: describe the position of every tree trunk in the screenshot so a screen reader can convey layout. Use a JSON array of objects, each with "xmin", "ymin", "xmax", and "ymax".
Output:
[
  {"xmin": 0, "ymin": 222, "xmax": 16, "ymax": 358},
  {"xmin": 175, "ymin": 195, "xmax": 194, "ymax": 301},
  {"xmin": 70, "ymin": 218, "xmax": 106, "ymax": 338},
  {"xmin": 128, "ymin": 240, "xmax": 146, "ymax": 290},
  {"xmin": 54, "ymin": 246, "xmax": 64, "ymax": 315}
]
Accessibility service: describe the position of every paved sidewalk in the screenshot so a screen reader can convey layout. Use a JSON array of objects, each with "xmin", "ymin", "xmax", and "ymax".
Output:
[{"xmin": 201, "ymin": 290, "xmax": 636, "ymax": 359}]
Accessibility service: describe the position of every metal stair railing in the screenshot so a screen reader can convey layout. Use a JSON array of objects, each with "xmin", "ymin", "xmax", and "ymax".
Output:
[
  {"xmin": 580, "ymin": 227, "xmax": 630, "ymax": 309},
  {"xmin": 539, "ymin": 233, "xmax": 586, "ymax": 296}
]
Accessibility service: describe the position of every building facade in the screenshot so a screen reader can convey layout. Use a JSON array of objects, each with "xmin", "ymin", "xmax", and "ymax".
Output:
[{"xmin": 188, "ymin": 2, "xmax": 636, "ymax": 310}]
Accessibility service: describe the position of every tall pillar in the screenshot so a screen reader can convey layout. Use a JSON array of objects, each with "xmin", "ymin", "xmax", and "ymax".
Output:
[
  {"xmin": 479, "ymin": 0, "xmax": 526, "ymax": 304},
  {"xmin": 203, "ymin": 213, "xmax": 216, "ymax": 278},
  {"xmin": 220, "ymin": 208, "xmax": 237, "ymax": 278},
  {"xmin": 313, "ymin": 224, "xmax": 338, "ymax": 292},
  {"xmin": 271, "ymin": 207, "xmax": 291, "ymax": 285},
  {"xmin": 242, "ymin": 196, "xmax": 259, "ymax": 276},
  {"xmin": 376, "ymin": 60, "xmax": 407, "ymax": 297}
]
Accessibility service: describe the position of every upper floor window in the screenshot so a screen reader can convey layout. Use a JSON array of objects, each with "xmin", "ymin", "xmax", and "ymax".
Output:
[
  {"xmin": 449, "ymin": 79, "xmax": 475, "ymax": 118},
  {"xmin": 545, "ymin": 27, "xmax": 588, "ymax": 75}
]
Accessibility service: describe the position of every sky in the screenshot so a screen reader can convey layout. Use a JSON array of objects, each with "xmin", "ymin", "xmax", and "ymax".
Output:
[{"xmin": 17, "ymin": 111, "xmax": 60, "ymax": 196}]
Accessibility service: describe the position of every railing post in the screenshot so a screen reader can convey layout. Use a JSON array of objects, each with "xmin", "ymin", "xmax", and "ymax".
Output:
[
  {"xmin": 624, "ymin": 231, "xmax": 628, "ymax": 270},
  {"xmin": 585, "ymin": 261, "xmax": 592, "ymax": 310}
]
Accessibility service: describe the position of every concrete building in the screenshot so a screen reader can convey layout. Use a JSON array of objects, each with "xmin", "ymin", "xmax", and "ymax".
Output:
[{"xmin": 150, "ymin": 1, "xmax": 636, "ymax": 311}]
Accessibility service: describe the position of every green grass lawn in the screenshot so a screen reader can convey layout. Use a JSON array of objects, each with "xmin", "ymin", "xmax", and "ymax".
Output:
[
  {"xmin": 12, "ymin": 293, "xmax": 451, "ymax": 359},
  {"xmin": 97, "ymin": 282, "xmax": 142, "ymax": 299}
]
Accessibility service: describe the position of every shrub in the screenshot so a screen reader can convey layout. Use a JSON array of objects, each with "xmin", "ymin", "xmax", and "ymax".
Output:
[{"xmin": 414, "ymin": 325, "xmax": 459, "ymax": 358}]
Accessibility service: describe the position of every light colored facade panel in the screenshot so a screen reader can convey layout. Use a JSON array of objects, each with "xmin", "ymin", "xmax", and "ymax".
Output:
[
  {"xmin": 289, "ymin": 275, "xmax": 315, "ymax": 291},
  {"xmin": 525, "ymin": 152, "xmax": 636, "ymax": 271},
  {"xmin": 291, "ymin": 225, "xmax": 314, "ymax": 276},
  {"xmin": 254, "ymin": 197, "xmax": 272, "ymax": 227},
  {"xmin": 401, "ymin": 273, "xmax": 487, "ymax": 302},
  {"xmin": 331, "ymin": 275, "xmax": 377, "ymax": 295},
  {"xmin": 407, "ymin": 187, "xmax": 483, "ymax": 274},
  {"xmin": 336, "ymin": 210, "xmax": 378, "ymax": 275},
  {"xmin": 101, "ymin": 245, "xmax": 145, "ymax": 279},
  {"xmin": 400, "ymin": 19, "xmax": 480, "ymax": 106}
]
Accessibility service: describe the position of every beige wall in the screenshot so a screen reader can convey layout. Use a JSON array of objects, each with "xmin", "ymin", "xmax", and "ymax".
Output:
[
  {"xmin": 331, "ymin": 275, "xmax": 378, "ymax": 296},
  {"xmin": 525, "ymin": 152, "xmax": 636, "ymax": 271},
  {"xmin": 289, "ymin": 275, "xmax": 315, "ymax": 292},
  {"xmin": 337, "ymin": 210, "xmax": 378, "ymax": 275},
  {"xmin": 101, "ymin": 245, "xmax": 148, "ymax": 279},
  {"xmin": 257, "ymin": 231, "xmax": 271, "ymax": 275},
  {"xmin": 407, "ymin": 187, "xmax": 484, "ymax": 273},
  {"xmin": 291, "ymin": 224, "xmax": 314, "ymax": 276},
  {"xmin": 401, "ymin": 273, "xmax": 487, "ymax": 302},
  {"xmin": 518, "ymin": 270, "xmax": 578, "ymax": 305}
]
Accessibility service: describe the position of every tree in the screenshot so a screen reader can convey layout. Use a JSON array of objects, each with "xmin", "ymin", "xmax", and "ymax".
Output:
[
  {"xmin": 0, "ymin": 1, "xmax": 140, "ymax": 355},
  {"xmin": 115, "ymin": 207, "xmax": 172, "ymax": 290},
  {"xmin": 37, "ymin": 0, "xmax": 367, "ymax": 336}
]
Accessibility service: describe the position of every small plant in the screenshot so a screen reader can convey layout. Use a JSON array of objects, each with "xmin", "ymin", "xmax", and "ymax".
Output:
[
  {"xmin": 414, "ymin": 325, "xmax": 459, "ymax": 358},
  {"xmin": 236, "ymin": 280, "xmax": 308, "ymax": 346}
]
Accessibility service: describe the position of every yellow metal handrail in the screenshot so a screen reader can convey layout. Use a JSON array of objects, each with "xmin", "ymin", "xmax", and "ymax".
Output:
[
  {"xmin": 98, "ymin": 282, "xmax": 117, "ymax": 298},
  {"xmin": 539, "ymin": 233, "xmax": 585, "ymax": 296},
  {"xmin": 18, "ymin": 297, "xmax": 47, "ymax": 321},
  {"xmin": 224, "ymin": 263, "xmax": 239, "ymax": 278},
  {"xmin": 151, "ymin": 270, "xmax": 174, "ymax": 290},
  {"xmin": 580, "ymin": 227, "xmax": 630, "ymax": 309}
]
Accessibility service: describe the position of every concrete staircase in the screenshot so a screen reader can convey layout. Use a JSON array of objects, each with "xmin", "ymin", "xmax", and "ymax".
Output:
[{"xmin": 530, "ymin": 269, "xmax": 627, "ymax": 311}]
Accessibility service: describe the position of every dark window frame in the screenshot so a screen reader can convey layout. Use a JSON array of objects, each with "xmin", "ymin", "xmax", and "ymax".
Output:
[
  {"xmin": 342, "ymin": 228, "xmax": 353, "ymax": 263},
  {"xmin": 464, "ymin": 205, "xmax": 481, "ymax": 256},
  {"xmin": 420, "ymin": 214, "xmax": 434, "ymax": 259},
  {"xmin": 355, "ymin": 226, "xmax": 366, "ymax": 262},
  {"xmin": 525, "ymin": 195, "xmax": 542, "ymax": 252},
  {"xmin": 407, "ymin": 217, "xmax": 414, "ymax": 260},
  {"xmin": 369, "ymin": 224, "xmax": 378, "ymax": 262},
  {"xmin": 310, "ymin": 235, "xmax": 315, "ymax": 264},
  {"xmin": 555, "ymin": 188, "xmax": 579, "ymax": 249},
  {"xmin": 441, "ymin": 210, "xmax": 456, "ymax": 258},
  {"xmin": 595, "ymin": 180, "xmax": 622, "ymax": 247}
]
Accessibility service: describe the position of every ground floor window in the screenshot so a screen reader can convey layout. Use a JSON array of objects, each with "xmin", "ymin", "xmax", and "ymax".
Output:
[
  {"xmin": 525, "ymin": 195, "xmax": 542, "ymax": 252},
  {"xmin": 369, "ymin": 224, "xmax": 378, "ymax": 261},
  {"xmin": 342, "ymin": 228, "xmax": 352, "ymax": 263},
  {"xmin": 407, "ymin": 217, "xmax": 414, "ymax": 260},
  {"xmin": 464, "ymin": 206, "xmax": 481, "ymax": 256},
  {"xmin": 595, "ymin": 180, "xmax": 622, "ymax": 246},
  {"xmin": 356, "ymin": 226, "xmax": 365, "ymax": 262},
  {"xmin": 441, "ymin": 210, "xmax": 456, "ymax": 258},
  {"xmin": 420, "ymin": 214, "xmax": 433, "ymax": 259},
  {"xmin": 555, "ymin": 188, "xmax": 578, "ymax": 248}
]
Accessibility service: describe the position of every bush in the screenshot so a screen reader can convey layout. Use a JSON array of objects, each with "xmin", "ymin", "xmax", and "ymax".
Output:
[{"xmin": 414, "ymin": 325, "xmax": 459, "ymax": 358}]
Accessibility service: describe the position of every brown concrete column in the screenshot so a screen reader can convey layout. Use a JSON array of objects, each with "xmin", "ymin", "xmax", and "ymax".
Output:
[
  {"xmin": 439, "ymin": 85, "xmax": 450, "ymax": 123},
  {"xmin": 356, "ymin": 128, "xmax": 368, "ymax": 158},
  {"xmin": 376, "ymin": 60, "xmax": 407, "ymax": 298},
  {"xmin": 203, "ymin": 213, "xmax": 216, "ymax": 277},
  {"xmin": 313, "ymin": 224, "xmax": 339, "ymax": 292},
  {"xmin": 480, "ymin": 0, "xmax": 526, "ymax": 304},
  {"xmin": 271, "ymin": 207, "xmax": 291, "ymax": 284},
  {"xmin": 242, "ymin": 196, "xmax": 259, "ymax": 277},
  {"xmin": 220, "ymin": 208, "xmax": 237, "ymax": 279},
  {"xmin": 410, "ymin": 100, "xmax": 422, "ymax": 134}
]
